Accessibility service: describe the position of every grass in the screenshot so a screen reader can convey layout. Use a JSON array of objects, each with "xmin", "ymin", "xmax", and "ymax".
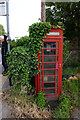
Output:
[
  {"xmin": 54, "ymin": 59, "xmax": 80, "ymax": 118},
  {"xmin": 54, "ymin": 78, "xmax": 80, "ymax": 118},
  {"xmin": 63, "ymin": 60, "xmax": 80, "ymax": 75},
  {"xmin": 63, "ymin": 66, "xmax": 80, "ymax": 75}
]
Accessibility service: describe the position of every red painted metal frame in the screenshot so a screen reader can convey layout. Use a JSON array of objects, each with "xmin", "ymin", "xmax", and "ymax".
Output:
[{"xmin": 35, "ymin": 27, "xmax": 63, "ymax": 98}]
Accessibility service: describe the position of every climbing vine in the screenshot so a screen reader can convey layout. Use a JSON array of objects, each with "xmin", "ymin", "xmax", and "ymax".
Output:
[{"xmin": 6, "ymin": 22, "xmax": 51, "ymax": 92}]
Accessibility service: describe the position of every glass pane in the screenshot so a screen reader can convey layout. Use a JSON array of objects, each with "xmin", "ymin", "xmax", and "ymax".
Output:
[
  {"xmin": 41, "ymin": 56, "xmax": 42, "ymax": 62},
  {"xmin": 57, "ymin": 56, "xmax": 58, "ymax": 62},
  {"xmin": 41, "ymin": 64, "xmax": 42, "ymax": 69},
  {"xmin": 56, "ymin": 89, "xmax": 57, "ymax": 93},
  {"xmin": 44, "ymin": 63, "xmax": 56, "ymax": 69},
  {"xmin": 44, "ymin": 70, "xmax": 55, "ymax": 75},
  {"xmin": 44, "ymin": 49, "xmax": 56, "ymax": 55},
  {"xmin": 41, "ymin": 49, "xmax": 42, "ymax": 55},
  {"xmin": 56, "ymin": 76, "xmax": 58, "ymax": 81},
  {"xmin": 44, "ymin": 56, "xmax": 56, "ymax": 62},
  {"xmin": 44, "ymin": 76, "xmax": 55, "ymax": 82},
  {"xmin": 41, "ymin": 70, "xmax": 42, "ymax": 75},
  {"xmin": 44, "ymin": 83, "xmax": 55, "ymax": 88},
  {"xmin": 41, "ymin": 89, "xmax": 43, "ymax": 92},
  {"xmin": 41, "ymin": 77, "xmax": 42, "ymax": 82},
  {"xmin": 44, "ymin": 42, "xmax": 56, "ymax": 48},
  {"xmin": 56, "ymin": 70, "xmax": 58, "ymax": 75},
  {"xmin": 57, "ymin": 49, "xmax": 59, "ymax": 55},
  {"xmin": 41, "ymin": 83, "xmax": 42, "ymax": 88},
  {"xmin": 44, "ymin": 89, "xmax": 55, "ymax": 94},
  {"xmin": 57, "ymin": 42, "xmax": 59, "ymax": 48},
  {"xmin": 56, "ymin": 83, "xmax": 58, "ymax": 87}
]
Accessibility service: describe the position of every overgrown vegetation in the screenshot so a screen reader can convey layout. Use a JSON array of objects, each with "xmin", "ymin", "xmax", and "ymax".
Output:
[
  {"xmin": 2, "ymin": 90, "xmax": 53, "ymax": 118},
  {"xmin": 63, "ymin": 40, "xmax": 69, "ymax": 65},
  {"xmin": 10, "ymin": 36, "xmax": 29, "ymax": 49},
  {"xmin": 6, "ymin": 22, "xmax": 51, "ymax": 94},
  {"xmin": 46, "ymin": 2, "xmax": 80, "ymax": 62},
  {"xmin": 63, "ymin": 55, "xmax": 80, "ymax": 75},
  {"xmin": 54, "ymin": 78, "xmax": 80, "ymax": 118},
  {"xmin": 35, "ymin": 92, "xmax": 46, "ymax": 109},
  {"xmin": 5, "ymin": 21, "xmax": 80, "ymax": 118}
]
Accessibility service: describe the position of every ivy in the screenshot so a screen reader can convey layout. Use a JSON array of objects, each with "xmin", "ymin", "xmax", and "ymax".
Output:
[
  {"xmin": 35, "ymin": 91, "xmax": 46, "ymax": 109},
  {"xmin": 29, "ymin": 22, "xmax": 51, "ymax": 54},
  {"xmin": 6, "ymin": 22, "xmax": 51, "ymax": 93}
]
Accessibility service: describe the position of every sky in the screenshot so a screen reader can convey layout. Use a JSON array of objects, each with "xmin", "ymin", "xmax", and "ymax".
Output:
[{"xmin": 0, "ymin": 0, "xmax": 41, "ymax": 39}]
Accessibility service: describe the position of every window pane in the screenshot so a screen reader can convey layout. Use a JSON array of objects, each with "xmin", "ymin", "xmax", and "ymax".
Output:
[
  {"xmin": 56, "ymin": 76, "xmax": 58, "ymax": 81},
  {"xmin": 57, "ymin": 56, "xmax": 58, "ymax": 62},
  {"xmin": 41, "ymin": 77, "xmax": 42, "ymax": 82},
  {"xmin": 57, "ymin": 49, "xmax": 59, "ymax": 55},
  {"xmin": 41, "ymin": 49, "xmax": 42, "ymax": 55},
  {"xmin": 44, "ymin": 70, "xmax": 55, "ymax": 75},
  {"xmin": 41, "ymin": 76, "xmax": 55, "ymax": 82},
  {"xmin": 44, "ymin": 76, "xmax": 55, "ymax": 82},
  {"xmin": 41, "ymin": 70, "xmax": 42, "ymax": 75},
  {"xmin": 44, "ymin": 49, "xmax": 56, "ymax": 55},
  {"xmin": 44, "ymin": 63, "xmax": 56, "ymax": 69},
  {"xmin": 44, "ymin": 42, "xmax": 56, "ymax": 48},
  {"xmin": 44, "ymin": 83, "xmax": 55, "ymax": 88},
  {"xmin": 41, "ymin": 64, "xmax": 42, "ymax": 69},
  {"xmin": 56, "ymin": 89, "xmax": 57, "ymax": 93},
  {"xmin": 41, "ymin": 83, "xmax": 42, "ymax": 88},
  {"xmin": 56, "ymin": 83, "xmax": 58, "ymax": 87},
  {"xmin": 41, "ymin": 56, "xmax": 42, "ymax": 62},
  {"xmin": 57, "ymin": 42, "xmax": 59, "ymax": 48},
  {"xmin": 44, "ymin": 56, "xmax": 56, "ymax": 62},
  {"xmin": 56, "ymin": 70, "xmax": 58, "ymax": 75},
  {"xmin": 44, "ymin": 89, "xmax": 55, "ymax": 94}
]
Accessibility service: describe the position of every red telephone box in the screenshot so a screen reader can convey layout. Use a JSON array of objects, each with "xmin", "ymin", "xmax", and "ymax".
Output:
[{"xmin": 35, "ymin": 27, "xmax": 63, "ymax": 98}]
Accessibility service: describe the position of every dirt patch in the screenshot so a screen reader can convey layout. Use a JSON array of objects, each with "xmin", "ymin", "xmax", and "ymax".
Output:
[
  {"xmin": 1, "ymin": 90, "xmax": 54, "ymax": 119},
  {"xmin": 71, "ymin": 107, "xmax": 80, "ymax": 119}
]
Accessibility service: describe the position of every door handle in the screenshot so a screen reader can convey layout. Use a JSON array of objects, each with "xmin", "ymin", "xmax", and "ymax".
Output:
[{"xmin": 59, "ymin": 64, "xmax": 61, "ymax": 67}]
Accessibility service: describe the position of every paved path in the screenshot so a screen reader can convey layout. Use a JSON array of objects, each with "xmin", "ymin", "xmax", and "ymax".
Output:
[{"xmin": 0, "ymin": 48, "xmax": 14, "ymax": 119}]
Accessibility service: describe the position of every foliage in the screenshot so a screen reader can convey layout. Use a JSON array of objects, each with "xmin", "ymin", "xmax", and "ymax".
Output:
[
  {"xmin": 55, "ymin": 70, "xmax": 80, "ymax": 118},
  {"xmin": 6, "ymin": 47, "xmax": 31, "ymax": 91},
  {"xmin": 63, "ymin": 78, "xmax": 79, "ymax": 96},
  {"xmin": 27, "ymin": 91, "xmax": 47, "ymax": 109},
  {"xmin": 10, "ymin": 36, "xmax": 29, "ymax": 49},
  {"xmin": 63, "ymin": 78, "xmax": 79, "ymax": 107},
  {"xmin": 46, "ymin": 2, "xmax": 80, "ymax": 39},
  {"xmin": 6, "ymin": 22, "xmax": 51, "ymax": 93},
  {"xmin": 28, "ymin": 22, "xmax": 51, "ymax": 54},
  {"xmin": 46, "ymin": 2, "xmax": 80, "ymax": 62},
  {"xmin": 63, "ymin": 58, "xmax": 80, "ymax": 75},
  {"xmin": 54, "ymin": 92, "xmax": 71, "ymax": 118},
  {"xmin": 10, "ymin": 40, "xmax": 16, "ymax": 49},
  {"xmin": 16, "ymin": 36, "xmax": 29, "ymax": 47},
  {"xmin": 0, "ymin": 24, "xmax": 6, "ymax": 36},
  {"xmin": 28, "ymin": 22, "xmax": 51, "ymax": 79},
  {"xmin": 35, "ymin": 91, "xmax": 46, "ymax": 109},
  {"xmin": 54, "ymin": 78, "xmax": 80, "ymax": 118},
  {"xmin": 63, "ymin": 40, "xmax": 69, "ymax": 64}
]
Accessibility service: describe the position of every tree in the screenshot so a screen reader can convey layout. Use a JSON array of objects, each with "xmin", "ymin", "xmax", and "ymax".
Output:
[
  {"xmin": 0, "ymin": 24, "xmax": 6, "ymax": 36},
  {"xmin": 41, "ymin": 0, "xmax": 46, "ymax": 22},
  {"xmin": 46, "ymin": 2, "xmax": 80, "ymax": 62}
]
